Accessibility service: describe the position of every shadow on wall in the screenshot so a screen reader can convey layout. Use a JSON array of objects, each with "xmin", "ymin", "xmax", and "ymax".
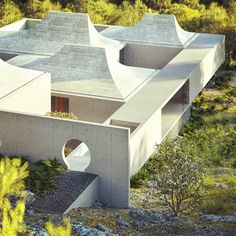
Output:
[{"xmin": 62, "ymin": 138, "xmax": 91, "ymax": 172}]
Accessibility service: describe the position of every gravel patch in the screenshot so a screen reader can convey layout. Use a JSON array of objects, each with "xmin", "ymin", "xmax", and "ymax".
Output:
[{"xmin": 32, "ymin": 171, "xmax": 97, "ymax": 214}]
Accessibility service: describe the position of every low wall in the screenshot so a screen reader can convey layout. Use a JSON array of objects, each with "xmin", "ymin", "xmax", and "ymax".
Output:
[
  {"xmin": 0, "ymin": 109, "xmax": 130, "ymax": 208},
  {"xmin": 121, "ymin": 43, "xmax": 182, "ymax": 69}
]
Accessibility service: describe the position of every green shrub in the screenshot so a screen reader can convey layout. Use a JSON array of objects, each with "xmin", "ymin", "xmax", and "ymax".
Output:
[
  {"xmin": 25, "ymin": 159, "xmax": 65, "ymax": 196},
  {"xmin": 46, "ymin": 111, "xmax": 78, "ymax": 120},
  {"xmin": 153, "ymin": 140, "xmax": 206, "ymax": 215}
]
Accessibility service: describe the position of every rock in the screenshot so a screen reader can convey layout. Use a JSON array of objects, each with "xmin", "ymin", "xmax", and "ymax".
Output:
[
  {"xmin": 215, "ymin": 183, "xmax": 229, "ymax": 189},
  {"xmin": 117, "ymin": 220, "xmax": 129, "ymax": 228},
  {"xmin": 200, "ymin": 214, "xmax": 236, "ymax": 223},
  {"xmin": 93, "ymin": 199, "xmax": 103, "ymax": 209},
  {"xmin": 24, "ymin": 191, "xmax": 36, "ymax": 205},
  {"xmin": 96, "ymin": 223, "xmax": 113, "ymax": 233},
  {"xmin": 28, "ymin": 225, "xmax": 46, "ymax": 236},
  {"xmin": 129, "ymin": 208, "xmax": 145, "ymax": 219},
  {"xmin": 115, "ymin": 214, "xmax": 123, "ymax": 220},
  {"xmin": 147, "ymin": 180, "xmax": 158, "ymax": 188},
  {"xmin": 72, "ymin": 221, "xmax": 115, "ymax": 236}
]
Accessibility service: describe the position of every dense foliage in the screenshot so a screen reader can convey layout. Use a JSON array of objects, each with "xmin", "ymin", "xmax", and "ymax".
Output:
[
  {"xmin": 25, "ymin": 159, "xmax": 65, "ymax": 196},
  {"xmin": 0, "ymin": 0, "xmax": 235, "ymax": 65},
  {"xmin": 0, "ymin": 157, "xmax": 71, "ymax": 235}
]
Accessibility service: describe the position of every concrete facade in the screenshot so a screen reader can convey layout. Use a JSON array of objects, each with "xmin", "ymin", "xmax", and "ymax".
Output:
[{"xmin": 0, "ymin": 12, "xmax": 225, "ymax": 209}]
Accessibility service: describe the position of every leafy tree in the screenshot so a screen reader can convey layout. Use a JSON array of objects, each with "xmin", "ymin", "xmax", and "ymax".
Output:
[
  {"xmin": 154, "ymin": 140, "xmax": 205, "ymax": 216},
  {"xmin": 142, "ymin": 0, "xmax": 171, "ymax": 10},
  {"xmin": 0, "ymin": 0, "xmax": 23, "ymax": 27},
  {"xmin": 24, "ymin": 0, "xmax": 62, "ymax": 18}
]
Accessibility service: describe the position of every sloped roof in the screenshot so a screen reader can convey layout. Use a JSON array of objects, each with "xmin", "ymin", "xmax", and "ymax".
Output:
[
  {"xmin": 9, "ymin": 45, "xmax": 155, "ymax": 100},
  {"xmin": 0, "ymin": 12, "xmax": 123, "ymax": 55},
  {"xmin": 102, "ymin": 14, "xmax": 196, "ymax": 47},
  {"xmin": 0, "ymin": 59, "xmax": 45, "ymax": 100}
]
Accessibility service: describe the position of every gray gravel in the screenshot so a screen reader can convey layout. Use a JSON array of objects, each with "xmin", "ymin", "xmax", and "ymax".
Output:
[{"xmin": 32, "ymin": 171, "xmax": 97, "ymax": 214}]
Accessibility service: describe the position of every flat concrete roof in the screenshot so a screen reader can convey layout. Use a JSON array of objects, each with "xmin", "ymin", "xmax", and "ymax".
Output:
[
  {"xmin": 0, "ymin": 12, "xmax": 124, "ymax": 56},
  {"xmin": 0, "ymin": 59, "xmax": 45, "ymax": 100},
  {"xmin": 102, "ymin": 14, "xmax": 196, "ymax": 47},
  {"xmin": 109, "ymin": 33, "xmax": 224, "ymax": 124},
  {"xmin": 8, "ymin": 45, "xmax": 156, "ymax": 100}
]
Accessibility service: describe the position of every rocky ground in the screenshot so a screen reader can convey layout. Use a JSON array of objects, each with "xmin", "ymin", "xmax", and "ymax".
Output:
[{"xmin": 20, "ymin": 188, "xmax": 236, "ymax": 236}]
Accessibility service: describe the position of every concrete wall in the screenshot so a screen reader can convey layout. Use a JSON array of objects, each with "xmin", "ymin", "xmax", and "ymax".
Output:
[
  {"xmin": 0, "ymin": 73, "xmax": 51, "ymax": 115},
  {"xmin": 121, "ymin": 43, "xmax": 182, "ymax": 69},
  {"xmin": 52, "ymin": 92, "xmax": 124, "ymax": 123},
  {"xmin": 0, "ymin": 110, "xmax": 130, "ymax": 207},
  {"xmin": 189, "ymin": 36, "xmax": 225, "ymax": 103},
  {"xmin": 129, "ymin": 105, "xmax": 191, "ymax": 175},
  {"xmin": 64, "ymin": 176, "xmax": 99, "ymax": 214},
  {"xmin": 129, "ymin": 109, "xmax": 162, "ymax": 175}
]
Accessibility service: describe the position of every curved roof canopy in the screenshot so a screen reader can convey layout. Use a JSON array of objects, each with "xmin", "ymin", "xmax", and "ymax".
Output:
[
  {"xmin": 102, "ymin": 14, "xmax": 196, "ymax": 47},
  {"xmin": 0, "ymin": 12, "xmax": 122, "ymax": 55},
  {"xmin": 0, "ymin": 59, "xmax": 44, "ymax": 100},
  {"xmin": 12, "ymin": 45, "xmax": 155, "ymax": 100}
]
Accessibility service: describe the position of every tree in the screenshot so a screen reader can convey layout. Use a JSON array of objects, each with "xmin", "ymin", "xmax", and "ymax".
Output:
[
  {"xmin": 24, "ymin": 0, "xmax": 62, "ymax": 18},
  {"xmin": 153, "ymin": 140, "xmax": 205, "ymax": 216},
  {"xmin": 0, "ymin": 0, "xmax": 23, "ymax": 27}
]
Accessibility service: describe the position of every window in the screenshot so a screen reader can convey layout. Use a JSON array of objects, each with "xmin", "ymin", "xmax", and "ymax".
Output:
[{"xmin": 51, "ymin": 96, "xmax": 69, "ymax": 113}]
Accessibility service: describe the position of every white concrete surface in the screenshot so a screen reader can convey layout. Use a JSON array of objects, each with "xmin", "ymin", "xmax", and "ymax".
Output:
[
  {"xmin": 0, "ymin": 109, "xmax": 130, "ymax": 208},
  {"xmin": 0, "ymin": 59, "xmax": 51, "ymax": 115},
  {"xmin": 64, "ymin": 176, "xmax": 99, "ymax": 214}
]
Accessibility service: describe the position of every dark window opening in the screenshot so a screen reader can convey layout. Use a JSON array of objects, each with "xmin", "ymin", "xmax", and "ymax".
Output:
[{"xmin": 51, "ymin": 96, "xmax": 69, "ymax": 113}]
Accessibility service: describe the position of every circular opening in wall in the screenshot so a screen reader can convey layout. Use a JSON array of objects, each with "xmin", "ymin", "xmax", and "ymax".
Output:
[{"xmin": 62, "ymin": 139, "xmax": 91, "ymax": 172}]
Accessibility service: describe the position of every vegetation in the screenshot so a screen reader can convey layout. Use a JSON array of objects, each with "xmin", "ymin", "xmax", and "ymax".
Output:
[
  {"xmin": 46, "ymin": 111, "xmax": 79, "ymax": 120},
  {"xmin": 45, "ymin": 217, "xmax": 72, "ymax": 236},
  {"xmin": 131, "ymin": 65, "xmax": 236, "ymax": 215},
  {"xmin": 153, "ymin": 140, "xmax": 205, "ymax": 215},
  {"xmin": 0, "ymin": 0, "xmax": 235, "ymax": 66},
  {"xmin": 25, "ymin": 159, "xmax": 65, "ymax": 196},
  {"xmin": 0, "ymin": 157, "xmax": 71, "ymax": 235}
]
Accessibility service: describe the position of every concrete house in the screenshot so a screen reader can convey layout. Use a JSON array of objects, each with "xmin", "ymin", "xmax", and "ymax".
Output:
[{"xmin": 0, "ymin": 12, "xmax": 225, "ymax": 213}]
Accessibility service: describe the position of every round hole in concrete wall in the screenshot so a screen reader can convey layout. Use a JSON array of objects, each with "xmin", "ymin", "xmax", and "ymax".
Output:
[{"xmin": 62, "ymin": 139, "xmax": 91, "ymax": 172}]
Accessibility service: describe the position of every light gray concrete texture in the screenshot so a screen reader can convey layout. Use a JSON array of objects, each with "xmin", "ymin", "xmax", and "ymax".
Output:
[
  {"xmin": 108, "ymin": 34, "xmax": 225, "ymax": 125},
  {"xmin": 64, "ymin": 176, "xmax": 99, "ymax": 214},
  {"xmin": 0, "ymin": 59, "xmax": 51, "ymax": 115},
  {"xmin": 0, "ymin": 12, "xmax": 123, "ymax": 56},
  {"xmin": 51, "ymin": 92, "xmax": 124, "ymax": 123},
  {"xmin": 12, "ymin": 45, "xmax": 156, "ymax": 100},
  {"xmin": 107, "ymin": 33, "xmax": 225, "ymax": 174},
  {"xmin": 120, "ymin": 43, "xmax": 183, "ymax": 69},
  {"xmin": 101, "ymin": 14, "xmax": 196, "ymax": 47},
  {"xmin": 0, "ymin": 109, "xmax": 130, "ymax": 207}
]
